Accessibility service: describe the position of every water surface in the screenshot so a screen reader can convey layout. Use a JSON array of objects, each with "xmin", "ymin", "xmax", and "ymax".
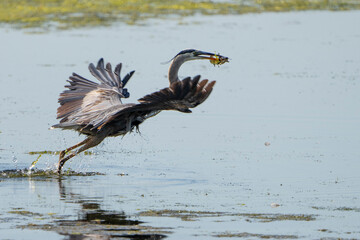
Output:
[{"xmin": 1, "ymin": 11, "xmax": 360, "ymax": 239}]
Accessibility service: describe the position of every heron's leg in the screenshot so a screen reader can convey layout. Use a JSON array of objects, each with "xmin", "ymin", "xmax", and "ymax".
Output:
[
  {"xmin": 57, "ymin": 136, "xmax": 105, "ymax": 174},
  {"xmin": 59, "ymin": 138, "xmax": 90, "ymax": 160}
]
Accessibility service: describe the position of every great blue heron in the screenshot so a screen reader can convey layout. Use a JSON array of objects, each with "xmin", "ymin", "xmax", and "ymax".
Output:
[{"xmin": 52, "ymin": 49, "xmax": 229, "ymax": 173}]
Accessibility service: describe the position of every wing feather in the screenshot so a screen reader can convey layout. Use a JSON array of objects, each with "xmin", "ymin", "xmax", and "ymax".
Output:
[
  {"xmin": 95, "ymin": 75, "xmax": 215, "ymax": 130},
  {"xmin": 96, "ymin": 58, "xmax": 116, "ymax": 87},
  {"xmin": 54, "ymin": 60, "xmax": 215, "ymax": 134},
  {"xmin": 139, "ymin": 75, "xmax": 215, "ymax": 111},
  {"xmin": 106, "ymin": 63, "xmax": 119, "ymax": 87},
  {"xmin": 54, "ymin": 59, "xmax": 135, "ymax": 127},
  {"xmin": 122, "ymin": 70, "xmax": 135, "ymax": 87},
  {"xmin": 114, "ymin": 63, "xmax": 122, "ymax": 86}
]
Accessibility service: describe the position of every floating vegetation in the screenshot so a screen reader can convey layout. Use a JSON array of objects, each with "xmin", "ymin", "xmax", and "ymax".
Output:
[
  {"xmin": 28, "ymin": 150, "xmax": 61, "ymax": 155},
  {"xmin": 8, "ymin": 210, "xmax": 43, "ymax": 217},
  {"xmin": 116, "ymin": 173, "xmax": 129, "ymax": 176},
  {"xmin": 312, "ymin": 206, "xmax": 360, "ymax": 212},
  {"xmin": 334, "ymin": 207, "xmax": 360, "ymax": 212},
  {"xmin": 139, "ymin": 209, "xmax": 316, "ymax": 222},
  {"xmin": 28, "ymin": 150, "xmax": 94, "ymax": 155},
  {"xmin": 240, "ymin": 213, "xmax": 316, "ymax": 222},
  {"xmin": 0, "ymin": 168, "xmax": 104, "ymax": 178},
  {"xmin": 0, "ymin": 0, "xmax": 359, "ymax": 30},
  {"xmin": 140, "ymin": 209, "xmax": 224, "ymax": 221},
  {"xmin": 214, "ymin": 232, "xmax": 298, "ymax": 239}
]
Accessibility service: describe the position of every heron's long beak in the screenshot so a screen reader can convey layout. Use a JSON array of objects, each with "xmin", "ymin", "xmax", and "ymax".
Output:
[{"xmin": 194, "ymin": 51, "xmax": 216, "ymax": 58}]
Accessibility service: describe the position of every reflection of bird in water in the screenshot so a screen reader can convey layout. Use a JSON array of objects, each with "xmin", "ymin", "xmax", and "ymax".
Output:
[
  {"xmin": 52, "ymin": 49, "xmax": 229, "ymax": 173},
  {"xmin": 57, "ymin": 178, "xmax": 156, "ymax": 239}
]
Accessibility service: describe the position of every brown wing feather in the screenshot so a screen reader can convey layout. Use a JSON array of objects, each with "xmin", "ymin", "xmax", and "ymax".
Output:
[
  {"xmin": 138, "ymin": 75, "xmax": 215, "ymax": 111},
  {"xmin": 96, "ymin": 76, "xmax": 215, "ymax": 130}
]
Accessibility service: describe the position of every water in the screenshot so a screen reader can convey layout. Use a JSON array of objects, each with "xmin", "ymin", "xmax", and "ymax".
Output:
[{"xmin": 1, "ymin": 11, "xmax": 360, "ymax": 239}]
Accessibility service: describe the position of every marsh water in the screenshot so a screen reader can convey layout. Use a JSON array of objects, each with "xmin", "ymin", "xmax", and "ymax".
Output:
[{"xmin": 1, "ymin": 11, "xmax": 360, "ymax": 239}]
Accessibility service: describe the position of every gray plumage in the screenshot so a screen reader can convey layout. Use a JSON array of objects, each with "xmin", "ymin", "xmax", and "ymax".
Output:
[{"xmin": 53, "ymin": 49, "xmax": 228, "ymax": 173}]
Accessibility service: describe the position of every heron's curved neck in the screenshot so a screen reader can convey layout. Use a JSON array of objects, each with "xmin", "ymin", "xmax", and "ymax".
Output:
[{"xmin": 168, "ymin": 55, "xmax": 187, "ymax": 84}]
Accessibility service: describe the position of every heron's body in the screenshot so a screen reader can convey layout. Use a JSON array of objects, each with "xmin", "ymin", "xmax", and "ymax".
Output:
[{"xmin": 53, "ymin": 49, "xmax": 228, "ymax": 173}]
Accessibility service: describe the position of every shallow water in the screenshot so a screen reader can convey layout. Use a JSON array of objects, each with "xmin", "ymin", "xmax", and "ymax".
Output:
[{"xmin": 1, "ymin": 11, "xmax": 360, "ymax": 239}]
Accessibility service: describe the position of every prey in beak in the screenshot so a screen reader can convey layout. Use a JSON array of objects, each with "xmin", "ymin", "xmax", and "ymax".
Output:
[{"xmin": 193, "ymin": 50, "xmax": 229, "ymax": 66}]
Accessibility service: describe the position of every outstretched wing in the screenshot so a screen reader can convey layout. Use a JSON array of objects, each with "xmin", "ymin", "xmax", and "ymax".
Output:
[
  {"xmin": 138, "ymin": 75, "xmax": 215, "ymax": 112},
  {"xmin": 55, "ymin": 58, "xmax": 135, "ymax": 125},
  {"xmin": 95, "ymin": 75, "xmax": 215, "ymax": 130}
]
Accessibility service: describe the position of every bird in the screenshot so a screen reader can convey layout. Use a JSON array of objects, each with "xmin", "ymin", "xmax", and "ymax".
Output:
[{"xmin": 52, "ymin": 49, "xmax": 229, "ymax": 173}]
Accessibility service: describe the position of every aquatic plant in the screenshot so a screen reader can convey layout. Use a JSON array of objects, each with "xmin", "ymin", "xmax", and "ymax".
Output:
[
  {"xmin": 139, "ymin": 209, "xmax": 316, "ymax": 222},
  {"xmin": 0, "ymin": 0, "xmax": 359, "ymax": 29},
  {"xmin": 28, "ymin": 150, "xmax": 93, "ymax": 155},
  {"xmin": 0, "ymin": 168, "xmax": 104, "ymax": 178}
]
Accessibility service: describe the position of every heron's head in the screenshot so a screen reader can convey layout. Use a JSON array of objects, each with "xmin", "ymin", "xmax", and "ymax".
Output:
[
  {"xmin": 168, "ymin": 49, "xmax": 229, "ymax": 83},
  {"xmin": 172, "ymin": 49, "xmax": 229, "ymax": 66}
]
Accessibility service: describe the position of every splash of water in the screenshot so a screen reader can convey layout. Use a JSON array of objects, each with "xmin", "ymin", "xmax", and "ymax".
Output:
[
  {"xmin": 28, "ymin": 154, "xmax": 42, "ymax": 175},
  {"xmin": 12, "ymin": 154, "xmax": 17, "ymax": 169}
]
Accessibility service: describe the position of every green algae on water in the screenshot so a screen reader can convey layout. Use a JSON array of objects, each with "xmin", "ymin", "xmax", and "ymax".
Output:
[
  {"xmin": 312, "ymin": 206, "xmax": 360, "ymax": 212},
  {"xmin": 28, "ymin": 150, "xmax": 94, "ymax": 155},
  {"xmin": 214, "ymin": 232, "xmax": 298, "ymax": 239},
  {"xmin": 139, "ymin": 209, "xmax": 316, "ymax": 222},
  {"xmin": 0, "ymin": 168, "xmax": 104, "ymax": 178},
  {"xmin": 0, "ymin": 0, "xmax": 360, "ymax": 30},
  {"xmin": 334, "ymin": 207, "xmax": 360, "ymax": 212},
  {"xmin": 240, "ymin": 213, "xmax": 316, "ymax": 222},
  {"xmin": 140, "ymin": 209, "xmax": 224, "ymax": 221},
  {"xmin": 8, "ymin": 210, "xmax": 43, "ymax": 217}
]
